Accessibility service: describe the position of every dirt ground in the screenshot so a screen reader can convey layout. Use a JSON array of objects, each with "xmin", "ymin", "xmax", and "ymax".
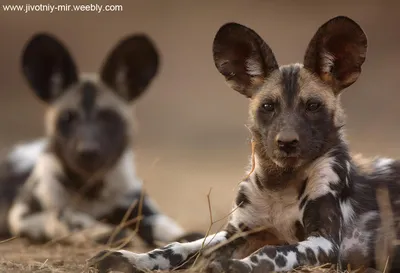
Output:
[{"xmin": 0, "ymin": 239, "xmax": 102, "ymax": 273}]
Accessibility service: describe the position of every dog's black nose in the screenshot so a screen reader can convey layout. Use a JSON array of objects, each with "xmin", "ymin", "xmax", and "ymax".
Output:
[{"xmin": 276, "ymin": 131, "xmax": 299, "ymax": 154}]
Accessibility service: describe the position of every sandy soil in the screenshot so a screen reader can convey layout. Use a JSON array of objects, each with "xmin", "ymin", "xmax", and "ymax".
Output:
[{"xmin": 0, "ymin": 239, "xmax": 101, "ymax": 273}]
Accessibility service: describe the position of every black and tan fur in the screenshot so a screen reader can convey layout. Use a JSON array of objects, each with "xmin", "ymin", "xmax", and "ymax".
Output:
[
  {"xmin": 1, "ymin": 33, "xmax": 203, "ymax": 246},
  {"xmin": 88, "ymin": 16, "xmax": 400, "ymax": 273}
]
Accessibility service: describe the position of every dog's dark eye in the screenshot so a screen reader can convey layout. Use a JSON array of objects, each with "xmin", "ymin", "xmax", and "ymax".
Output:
[
  {"xmin": 306, "ymin": 101, "xmax": 321, "ymax": 112},
  {"xmin": 262, "ymin": 102, "xmax": 275, "ymax": 112},
  {"xmin": 58, "ymin": 110, "xmax": 78, "ymax": 125}
]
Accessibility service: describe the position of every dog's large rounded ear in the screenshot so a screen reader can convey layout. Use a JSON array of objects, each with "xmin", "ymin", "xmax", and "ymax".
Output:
[
  {"xmin": 303, "ymin": 16, "xmax": 368, "ymax": 94},
  {"xmin": 212, "ymin": 22, "xmax": 279, "ymax": 98},
  {"xmin": 21, "ymin": 33, "xmax": 78, "ymax": 103},
  {"xmin": 100, "ymin": 34, "xmax": 159, "ymax": 102}
]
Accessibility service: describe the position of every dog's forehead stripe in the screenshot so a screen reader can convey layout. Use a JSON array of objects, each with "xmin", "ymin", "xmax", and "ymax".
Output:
[
  {"xmin": 80, "ymin": 81, "xmax": 98, "ymax": 114},
  {"xmin": 280, "ymin": 64, "xmax": 301, "ymax": 107},
  {"xmin": 279, "ymin": 64, "xmax": 301, "ymax": 107}
]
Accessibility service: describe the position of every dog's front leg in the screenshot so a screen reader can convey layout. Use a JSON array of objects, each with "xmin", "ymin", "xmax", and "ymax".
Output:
[{"xmin": 206, "ymin": 193, "xmax": 341, "ymax": 273}]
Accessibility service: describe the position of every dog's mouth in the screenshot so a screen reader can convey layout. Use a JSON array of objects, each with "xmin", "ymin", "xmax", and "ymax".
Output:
[
  {"xmin": 79, "ymin": 161, "xmax": 103, "ymax": 172},
  {"xmin": 272, "ymin": 153, "xmax": 303, "ymax": 168},
  {"xmin": 68, "ymin": 156, "xmax": 109, "ymax": 177},
  {"xmin": 280, "ymin": 156, "xmax": 300, "ymax": 165}
]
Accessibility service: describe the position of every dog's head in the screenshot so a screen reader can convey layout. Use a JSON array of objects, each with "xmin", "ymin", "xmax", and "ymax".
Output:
[
  {"xmin": 213, "ymin": 16, "xmax": 367, "ymax": 169},
  {"xmin": 21, "ymin": 33, "xmax": 159, "ymax": 176}
]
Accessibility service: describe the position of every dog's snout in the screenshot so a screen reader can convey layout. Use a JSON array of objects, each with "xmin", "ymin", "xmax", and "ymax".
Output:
[
  {"xmin": 275, "ymin": 131, "xmax": 299, "ymax": 154},
  {"xmin": 76, "ymin": 142, "xmax": 100, "ymax": 160}
]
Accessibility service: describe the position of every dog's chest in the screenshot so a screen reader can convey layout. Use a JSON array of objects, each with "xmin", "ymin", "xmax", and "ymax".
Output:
[
  {"xmin": 61, "ymin": 168, "xmax": 142, "ymax": 217},
  {"xmin": 67, "ymin": 185, "xmax": 121, "ymax": 217},
  {"xmin": 234, "ymin": 184, "xmax": 302, "ymax": 243},
  {"xmin": 260, "ymin": 189, "xmax": 302, "ymax": 242}
]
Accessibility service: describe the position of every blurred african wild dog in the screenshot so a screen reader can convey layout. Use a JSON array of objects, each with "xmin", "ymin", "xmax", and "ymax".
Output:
[
  {"xmin": 88, "ymin": 16, "xmax": 400, "ymax": 273},
  {"xmin": 0, "ymin": 33, "xmax": 203, "ymax": 246}
]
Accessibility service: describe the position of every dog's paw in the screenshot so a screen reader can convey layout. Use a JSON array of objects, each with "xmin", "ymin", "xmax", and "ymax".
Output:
[{"xmin": 87, "ymin": 250, "xmax": 139, "ymax": 273}]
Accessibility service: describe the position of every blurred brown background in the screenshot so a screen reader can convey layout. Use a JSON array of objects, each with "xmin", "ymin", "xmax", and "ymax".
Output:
[{"xmin": 0, "ymin": 0, "xmax": 399, "ymax": 233}]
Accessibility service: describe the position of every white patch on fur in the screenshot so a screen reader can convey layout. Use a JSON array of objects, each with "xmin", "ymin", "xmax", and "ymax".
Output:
[
  {"xmin": 340, "ymin": 211, "xmax": 379, "ymax": 259},
  {"xmin": 32, "ymin": 153, "xmax": 66, "ymax": 209},
  {"xmin": 8, "ymin": 202, "xmax": 29, "ymax": 235},
  {"xmin": 340, "ymin": 199, "xmax": 355, "ymax": 224},
  {"xmin": 115, "ymin": 250, "xmax": 169, "ymax": 270},
  {"xmin": 295, "ymin": 236, "xmax": 333, "ymax": 266},
  {"xmin": 321, "ymin": 50, "xmax": 335, "ymax": 73},
  {"xmin": 279, "ymin": 63, "xmax": 304, "ymax": 71},
  {"xmin": 305, "ymin": 154, "xmax": 339, "ymax": 200},
  {"xmin": 245, "ymin": 58, "xmax": 263, "ymax": 76},
  {"xmin": 149, "ymin": 214, "xmax": 185, "ymax": 242},
  {"xmin": 345, "ymin": 161, "xmax": 351, "ymax": 187},
  {"xmin": 375, "ymin": 158, "xmax": 394, "ymax": 171},
  {"xmin": 180, "ymin": 231, "xmax": 227, "ymax": 254},
  {"xmin": 280, "ymin": 251, "xmax": 298, "ymax": 270},
  {"xmin": 346, "ymin": 161, "xmax": 351, "ymax": 173},
  {"xmin": 105, "ymin": 149, "xmax": 142, "ymax": 196},
  {"xmin": 294, "ymin": 63, "xmax": 304, "ymax": 69},
  {"xmin": 8, "ymin": 138, "xmax": 47, "ymax": 173},
  {"xmin": 304, "ymin": 236, "xmax": 333, "ymax": 254}
]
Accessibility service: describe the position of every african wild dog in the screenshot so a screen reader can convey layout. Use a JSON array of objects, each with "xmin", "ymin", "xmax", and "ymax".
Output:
[
  {"xmin": 88, "ymin": 16, "xmax": 400, "ymax": 273},
  {"xmin": 1, "ymin": 33, "xmax": 203, "ymax": 246}
]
